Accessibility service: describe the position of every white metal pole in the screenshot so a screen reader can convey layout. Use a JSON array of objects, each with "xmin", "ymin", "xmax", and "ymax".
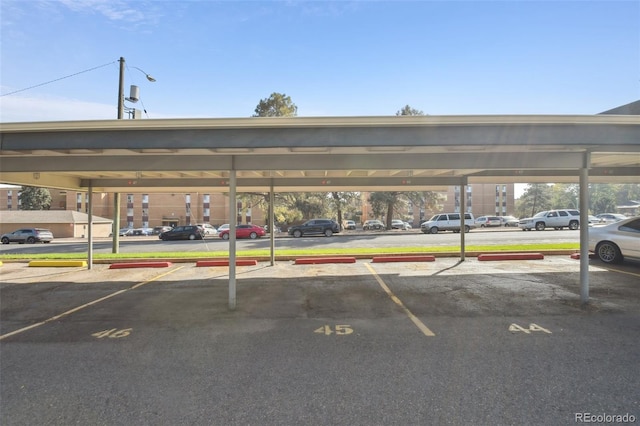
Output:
[
  {"xmin": 579, "ymin": 154, "xmax": 590, "ymax": 304},
  {"xmin": 229, "ymin": 169, "xmax": 237, "ymax": 310}
]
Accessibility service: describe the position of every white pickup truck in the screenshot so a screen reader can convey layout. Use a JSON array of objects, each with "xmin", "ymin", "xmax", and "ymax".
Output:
[{"xmin": 518, "ymin": 209, "xmax": 580, "ymax": 231}]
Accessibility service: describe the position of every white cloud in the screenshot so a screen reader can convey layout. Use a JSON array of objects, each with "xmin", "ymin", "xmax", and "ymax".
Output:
[{"xmin": 0, "ymin": 94, "xmax": 115, "ymax": 122}]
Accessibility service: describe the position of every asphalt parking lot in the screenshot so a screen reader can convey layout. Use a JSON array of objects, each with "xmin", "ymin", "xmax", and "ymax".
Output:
[{"xmin": 1, "ymin": 257, "xmax": 639, "ymax": 425}]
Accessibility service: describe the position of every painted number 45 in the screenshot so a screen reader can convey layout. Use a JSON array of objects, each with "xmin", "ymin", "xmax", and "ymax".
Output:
[
  {"xmin": 314, "ymin": 325, "xmax": 353, "ymax": 336},
  {"xmin": 509, "ymin": 323, "xmax": 551, "ymax": 334}
]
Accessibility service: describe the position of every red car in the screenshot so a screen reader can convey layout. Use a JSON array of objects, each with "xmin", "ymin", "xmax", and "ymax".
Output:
[{"xmin": 218, "ymin": 224, "xmax": 265, "ymax": 240}]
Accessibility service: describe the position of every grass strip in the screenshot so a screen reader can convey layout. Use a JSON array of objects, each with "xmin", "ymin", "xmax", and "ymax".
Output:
[{"xmin": 0, "ymin": 243, "xmax": 579, "ymax": 260}]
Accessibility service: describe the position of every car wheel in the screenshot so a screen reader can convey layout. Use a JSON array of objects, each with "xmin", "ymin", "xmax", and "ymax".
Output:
[
  {"xmin": 222, "ymin": 233, "xmax": 229, "ymax": 240},
  {"xmin": 249, "ymin": 232, "xmax": 257, "ymax": 239},
  {"xmin": 26, "ymin": 237, "xmax": 36, "ymax": 244},
  {"xmin": 569, "ymin": 221, "xmax": 579, "ymax": 230},
  {"xmin": 464, "ymin": 225, "xmax": 470, "ymax": 233},
  {"xmin": 1, "ymin": 237, "xmax": 9, "ymax": 244},
  {"xmin": 480, "ymin": 224, "xmax": 485, "ymax": 228},
  {"xmin": 596, "ymin": 241, "xmax": 623, "ymax": 264},
  {"xmin": 324, "ymin": 229, "xmax": 333, "ymax": 237},
  {"xmin": 293, "ymin": 230, "xmax": 302, "ymax": 238},
  {"xmin": 535, "ymin": 222, "xmax": 546, "ymax": 231},
  {"xmin": 429, "ymin": 227, "xmax": 439, "ymax": 234},
  {"xmin": 188, "ymin": 234, "xmax": 196, "ymax": 240}
]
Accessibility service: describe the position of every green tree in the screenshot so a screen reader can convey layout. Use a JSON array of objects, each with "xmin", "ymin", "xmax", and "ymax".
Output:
[
  {"xmin": 590, "ymin": 184, "xmax": 618, "ymax": 214},
  {"xmin": 253, "ymin": 92, "xmax": 298, "ymax": 117},
  {"xmin": 18, "ymin": 186, "xmax": 51, "ymax": 210},
  {"xmin": 550, "ymin": 184, "xmax": 579, "ymax": 209},
  {"xmin": 616, "ymin": 184, "xmax": 640, "ymax": 205},
  {"xmin": 329, "ymin": 192, "xmax": 360, "ymax": 229},
  {"xmin": 368, "ymin": 191, "xmax": 436, "ymax": 229},
  {"xmin": 396, "ymin": 105, "xmax": 425, "ymax": 116},
  {"xmin": 516, "ymin": 184, "xmax": 553, "ymax": 217}
]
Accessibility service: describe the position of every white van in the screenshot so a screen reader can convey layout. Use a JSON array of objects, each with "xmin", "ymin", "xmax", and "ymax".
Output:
[{"xmin": 421, "ymin": 213, "xmax": 475, "ymax": 234}]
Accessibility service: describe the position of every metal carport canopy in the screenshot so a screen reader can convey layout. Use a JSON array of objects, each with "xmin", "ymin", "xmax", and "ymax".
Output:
[{"xmin": 1, "ymin": 114, "xmax": 639, "ymax": 309}]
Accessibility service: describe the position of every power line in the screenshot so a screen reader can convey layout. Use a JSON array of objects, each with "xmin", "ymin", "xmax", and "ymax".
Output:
[{"xmin": 0, "ymin": 60, "xmax": 117, "ymax": 97}]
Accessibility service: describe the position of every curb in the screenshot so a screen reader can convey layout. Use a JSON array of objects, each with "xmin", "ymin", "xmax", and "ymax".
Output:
[
  {"xmin": 294, "ymin": 257, "xmax": 357, "ymax": 265},
  {"xmin": 478, "ymin": 253, "xmax": 544, "ymax": 261},
  {"xmin": 109, "ymin": 261, "xmax": 173, "ymax": 269},
  {"xmin": 28, "ymin": 260, "xmax": 88, "ymax": 267},
  {"xmin": 196, "ymin": 260, "xmax": 259, "ymax": 267},
  {"xmin": 372, "ymin": 255, "xmax": 436, "ymax": 263}
]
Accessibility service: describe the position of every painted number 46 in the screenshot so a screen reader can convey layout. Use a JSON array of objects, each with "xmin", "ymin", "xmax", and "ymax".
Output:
[
  {"xmin": 92, "ymin": 328, "xmax": 132, "ymax": 339},
  {"xmin": 509, "ymin": 323, "xmax": 551, "ymax": 334},
  {"xmin": 314, "ymin": 325, "xmax": 353, "ymax": 336}
]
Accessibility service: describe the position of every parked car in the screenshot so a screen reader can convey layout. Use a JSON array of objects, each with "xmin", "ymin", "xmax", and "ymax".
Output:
[
  {"xmin": 363, "ymin": 220, "xmax": 385, "ymax": 231},
  {"xmin": 217, "ymin": 224, "xmax": 230, "ymax": 233},
  {"xmin": 130, "ymin": 227, "xmax": 153, "ymax": 236},
  {"xmin": 219, "ymin": 224, "xmax": 265, "ymax": 240},
  {"xmin": 263, "ymin": 224, "xmax": 281, "ymax": 233},
  {"xmin": 595, "ymin": 213, "xmax": 627, "ymax": 224},
  {"xmin": 1, "ymin": 228, "xmax": 54, "ymax": 244},
  {"xmin": 475, "ymin": 216, "xmax": 502, "ymax": 228},
  {"xmin": 159, "ymin": 225, "xmax": 204, "ymax": 241},
  {"xmin": 421, "ymin": 213, "xmax": 475, "ymax": 234},
  {"xmin": 588, "ymin": 215, "xmax": 603, "ymax": 225},
  {"xmin": 500, "ymin": 216, "xmax": 519, "ymax": 227},
  {"xmin": 119, "ymin": 228, "xmax": 133, "ymax": 236},
  {"xmin": 518, "ymin": 209, "xmax": 580, "ymax": 231},
  {"xmin": 343, "ymin": 220, "xmax": 356, "ymax": 230},
  {"xmin": 196, "ymin": 223, "xmax": 218, "ymax": 236},
  {"xmin": 152, "ymin": 226, "xmax": 172, "ymax": 235},
  {"xmin": 589, "ymin": 216, "xmax": 640, "ymax": 264},
  {"xmin": 288, "ymin": 219, "xmax": 340, "ymax": 237},
  {"xmin": 391, "ymin": 219, "xmax": 410, "ymax": 230}
]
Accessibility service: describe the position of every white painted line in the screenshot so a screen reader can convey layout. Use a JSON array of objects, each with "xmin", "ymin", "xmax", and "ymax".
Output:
[
  {"xmin": 364, "ymin": 263, "xmax": 435, "ymax": 337},
  {"xmin": 0, "ymin": 266, "xmax": 185, "ymax": 341}
]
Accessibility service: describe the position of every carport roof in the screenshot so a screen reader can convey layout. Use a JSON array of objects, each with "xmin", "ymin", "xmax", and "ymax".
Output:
[{"xmin": 1, "ymin": 114, "xmax": 639, "ymax": 192}]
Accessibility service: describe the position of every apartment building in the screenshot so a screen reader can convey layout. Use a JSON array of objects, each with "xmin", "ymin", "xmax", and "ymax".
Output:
[
  {"xmin": 0, "ymin": 188, "xmax": 264, "ymax": 229},
  {"xmin": 1, "ymin": 183, "xmax": 513, "ymax": 228}
]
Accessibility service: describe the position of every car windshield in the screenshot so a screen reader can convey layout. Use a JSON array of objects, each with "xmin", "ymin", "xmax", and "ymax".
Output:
[{"xmin": 533, "ymin": 211, "xmax": 548, "ymax": 218}]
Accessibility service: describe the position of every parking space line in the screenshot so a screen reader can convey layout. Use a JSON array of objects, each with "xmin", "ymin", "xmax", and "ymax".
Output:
[
  {"xmin": 597, "ymin": 267, "xmax": 640, "ymax": 279},
  {"xmin": 0, "ymin": 266, "xmax": 185, "ymax": 341},
  {"xmin": 364, "ymin": 263, "xmax": 435, "ymax": 337}
]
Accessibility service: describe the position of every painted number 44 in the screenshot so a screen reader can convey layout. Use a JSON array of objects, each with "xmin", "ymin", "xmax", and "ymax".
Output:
[
  {"xmin": 92, "ymin": 328, "xmax": 132, "ymax": 339},
  {"xmin": 509, "ymin": 323, "xmax": 551, "ymax": 334},
  {"xmin": 314, "ymin": 325, "xmax": 353, "ymax": 336}
]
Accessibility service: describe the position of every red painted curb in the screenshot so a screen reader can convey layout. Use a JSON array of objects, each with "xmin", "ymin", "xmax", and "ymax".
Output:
[
  {"xmin": 478, "ymin": 253, "xmax": 544, "ymax": 261},
  {"xmin": 294, "ymin": 257, "xmax": 357, "ymax": 265},
  {"xmin": 109, "ymin": 261, "xmax": 173, "ymax": 269},
  {"xmin": 570, "ymin": 253, "xmax": 596, "ymax": 260},
  {"xmin": 372, "ymin": 255, "xmax": 436, "ymax": 263},
  {"xmin": 196, "ymin": 260, "xmax": 258, "ymax": 267}
]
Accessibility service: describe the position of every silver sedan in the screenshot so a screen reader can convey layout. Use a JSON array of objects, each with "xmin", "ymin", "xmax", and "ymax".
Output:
[{"xmin": 588, "ymin": 217, "xmax": 640, "ymax": 264}]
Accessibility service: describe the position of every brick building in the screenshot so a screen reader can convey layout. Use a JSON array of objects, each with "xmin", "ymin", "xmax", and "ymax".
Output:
[
  {"xmin": 1, "ymin": 183, "xmax": 513, "ymax": 228},
  {"xmin": 0, "ymin": 187, "xmax": 264, "ymax": 229}
]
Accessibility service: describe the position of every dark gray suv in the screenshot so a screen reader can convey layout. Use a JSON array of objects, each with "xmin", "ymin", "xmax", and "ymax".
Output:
[{"xmin": 288, "ymin": 219, "xmax": 340, "ymax": 238}]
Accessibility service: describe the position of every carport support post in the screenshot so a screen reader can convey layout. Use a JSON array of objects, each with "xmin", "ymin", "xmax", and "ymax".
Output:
[
  {"xmin": 270, "ymin": 179, "xmax": 275, "ymax": 266},
  {"xmin": 229, "ymin": 169, "xmax": 237, "ymax": 310},
  {"xmin": 579, "ymin": 157, "xmax": 590, "ymax": 304},
  {"xmin": 112, "ymin": 193, "xmax": 120, "ymax": 254},
  {"xmin": 459, "ymin": 178, "xmax": 467, "ymax": 261},
  {"xmin": 87, "ymin": 182, "xmax": 93, "ymax": 270}
]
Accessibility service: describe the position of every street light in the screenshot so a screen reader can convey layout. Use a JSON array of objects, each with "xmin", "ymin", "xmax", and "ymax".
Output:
[
  {"xmin": 117, "ymin": 57, "xmax": 156, "ymax": 119},
  {"xmin": 113, "ymin": 57, "xmax": 156, "ymax": 253}
]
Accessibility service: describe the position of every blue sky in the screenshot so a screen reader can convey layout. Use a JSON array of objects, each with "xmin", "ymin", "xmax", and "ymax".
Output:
[{"xmin": 1, "ymin": 0, "xmax": 638, "ymax": 122}]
